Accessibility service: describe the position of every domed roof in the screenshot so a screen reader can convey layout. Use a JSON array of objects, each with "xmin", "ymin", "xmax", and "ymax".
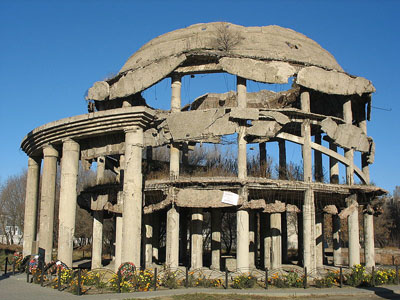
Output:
[
  {"xmin": 121, "ymin": 22, "xmax": 343, "ymax": 74},
  {"xmin": 88, "ymin": 23, "xmax": 375, "ymax": 101}
]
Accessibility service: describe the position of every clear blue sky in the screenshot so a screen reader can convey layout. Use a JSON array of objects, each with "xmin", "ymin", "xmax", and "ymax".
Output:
[{"xmin": 0, "ymin": 0, "xmax": 399, "ymax": 195}]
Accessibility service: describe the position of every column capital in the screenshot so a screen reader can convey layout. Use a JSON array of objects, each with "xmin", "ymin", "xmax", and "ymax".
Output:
[
  {"xmin": 28, "ymin": 156, "xmax": 41, "ymax": 166},
  {"xmin": 124, "ymin": 125, "xmax": 142, "ymax": 133},
  {"xmin": 62, "ymin": 138, "xmax": 80, "ymax": 151},
  {"xmin": 43, "ymin": 145, "xmax": 59, "ymax": 158}
]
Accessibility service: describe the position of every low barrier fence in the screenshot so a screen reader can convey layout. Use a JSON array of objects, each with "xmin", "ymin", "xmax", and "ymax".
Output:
[{"xmin": 3, "ymin": 254, "xmax": 400, "ymax": 295}]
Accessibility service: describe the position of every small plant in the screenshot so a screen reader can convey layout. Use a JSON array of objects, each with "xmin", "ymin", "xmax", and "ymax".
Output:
[
  {"xmin": 270, "ymin": 271, "xmax": 303, "ymax": 288},
  {"xmin": 160, "ymin": 270, "xmax": 179, "ymax": 289},
  {"xmin": 346, "ymin": 264, "xmax": 367, "ymax": 287},
  {"xmin": 231, "ymin": 274, "xmax": 257, "ymax": 289},
  {"xmin": 195, "ymin": 274, "xmax": 222, "ymax": 288}
]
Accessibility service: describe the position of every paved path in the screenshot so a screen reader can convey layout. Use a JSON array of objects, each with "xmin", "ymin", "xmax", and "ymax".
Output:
[{"xmin": 1, "ymin": 273, "xmax": 400, "ymax": 300}]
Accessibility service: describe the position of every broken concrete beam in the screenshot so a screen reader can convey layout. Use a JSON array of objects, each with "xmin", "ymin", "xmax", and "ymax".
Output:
[
  {"xmin": 175, "ymin": 189, "xmax": 243, "ymax": 208},
  {"xmin": 286, "ymin": 204, "xmax": 300, "ymax": 213},
  {"xmin": 166, "ymin": 109, "xmax": 237, "ymax": 141},
  {"xmin": 259, "ymin": 111, "xmax": 290, "ymax": 124},
  {"xmin": 323, "ymin": 205, "xmax": 338, "ymax": 215},
  {"xmin": 109, "ymin": 54, "xmax": 186, "ymax": 99},
  {"xmin": 219, "ymin": 58, "xmax": 296, "ymax": 84},
  {"xmin": 229, "ymin": 108, "xmax": 259, "ymax": 120},
  {"xmin": 103, "ymin": 202, "xmax": 122, "ymax": 214},
  {"xmin": 91, "ymin": 194, "xmax": 109, "ymax": 210},
  {"xmin": 263, "ymin": 200, "xmax": 286, "ymax": 213},
  {"xmin": 240, "ymin": 199, "xmax": 265, "ymax": 209},
  {"xmin": 338, "ymin": 202, "xmax": 358, "ymax": 219},
  {"xmin": 86, "ymin": 81, "xmax": 110, "ymax": 101},
  {"xmin": 246, "ymin": 120, "xmax": 282, "ymax": 138},
  {"xmin": 297, "ymin": 66, "xmax": 375, "ymax": 96},
  {"xmin": 320, "ymin": 117, "xmax": 370, "ymax": 152}
]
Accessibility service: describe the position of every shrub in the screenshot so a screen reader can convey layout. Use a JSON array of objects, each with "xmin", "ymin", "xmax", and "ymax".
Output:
[{"xmin": 231, "ymin": 274, "xmax": 257, "ymax": 289}]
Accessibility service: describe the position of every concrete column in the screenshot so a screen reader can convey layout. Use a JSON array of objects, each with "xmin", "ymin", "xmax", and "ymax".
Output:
[
  {"xmin": 92, "ymin": 211, "xmax": 103, "ymax": 269},
  {"xmin": 278, "ymin": 140, "xmax": 287, "ymax": 180},
  {"xmin": 332, "ymin": 214, "xmax": 342, "ymax": 266},
  {"xmin": 237, "ymin": 209, "xmax": 249, "ymax": 271},
  {"xmin": 166, "ymin": 206, "xmax": 180, "ymax": 268},
  {"xmin": 259, "ymin": 142, "xmax": 266, "ymax": 177},
  {"xmin": 364, "ymin": 211, "xmax": 375, "ymax": 267},
  {"xmin": 152, "ymin": 212, "xmax": 160, "ymax": 263},
  {"xmin": 297, "ymin": 212, "xmax": 303, "ymax": 266},
  {"xmin": 122, "ymin": 126, "xmax": 143, "ymax": 266},
  {"xmin": 343, "ymin": 99, "xmax": 354, "ymax": 185},
  {"xmin": 191, "ymin": 208, "xmax": 203, "ymax": 269},
  {"xmin": 249, "ymin": 210, "xmax": 256, "ymax": 268},
  {"xmin": 347, "ymin": 194, "xmax": 360, "ymax": 266},
  {"xmin": 57, "ymin": 139, "xmax": 80, "ymax": 267},
  {"xmin": 270, "ymin": 212, "xmax": 282, "ymax": 269},
  {"xmin": 23, "ymin": 157, "xmax": 41, "ymax": 257},
  {"xmin": 359, "ymin": 108, "xmax": 374, "ymax": 267},
  {"xmin": 92, "ymin": 156, "xmax": 105, "ymax": 269},
  {"xmin": 211, "ymin": 209, "xmax": 221, "ymax": 270},
  {"xmin": 301, "ymin": 91, "xmax": 312, "ymax": 183},
  {"xmin": 170, "ymin": 74, "xmax": 181, "ymax": 179},
  {"xmin": 179, "ymin": 210, "xmax": 188, "ymax": 266},
  {"xmin": 237, "ymin": 76, "xmax": 247, "ymax": 179},
  {"xmin": 39, "ymin": 145, "xmax": 58, "ymax": 263},
  {"xmin": 315, "ymin": 213, "xmax": 324, "ymax": 267},
  {"xmin": 314, "ymin": 133, "xmax": 323, "ymax": 182},
  {"xmin": 114, "ymin": 190, "xmax": 123, "ymax": 272},
  {"xmin": 281, "ymin": 211, "xmax": 288, "ymax": 264},
  {"xmin": 259, "ymin": 213, "xmax": 266, "ymax": 269},
  {"xmin": 303, "ymin": 188, "xmax": 316, "ymax": 271},
  {"xmin": 329, "ymin": 142, "xmax": 339, "ymax": 184},
  {"xmin": 263, "ymin": 213, "xmax": 271, "ymax": 269},
  {"xmin": 144, "ymin": 214, "xmax": 153, "ymax": 268}
]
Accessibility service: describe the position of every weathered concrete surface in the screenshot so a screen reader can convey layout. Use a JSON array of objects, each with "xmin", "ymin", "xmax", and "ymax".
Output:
[
  {"xmin": 166, "ymin": 109, "xmax": 237, "ymax": 142},
  {"xmin": 109, "ymin": 54, "xmax": 186, "ymax": 100},
  {"xmin": 191, "ymin": 208, "xmax": 203, "ymax": 269},
  {"xmin": 87, "ymin": 22, "xmax": 344, "ymax": 100},
  {"xmin": 58, "ymin": 139, "xmax": 80, "ymax": 267},
  {"xmin": 236, "ymin": 209, "xmax": 249, "ymax": 270},
  {"xmin": 87, "ymin": 81, "xmax": 110, "ymax": 101},
  {"xmin": 39, "ymin": 145, "xmax": 58, "ymax": 263},
  {"xmin": 185, "ymin": 88, "xmax": 298, "ymax": 110},
  {"xmin": 166, "ymin": 206, "xmax": 179, "ymax": 268},
  {"xmin": 297, "ymin": 66, "xmax": 375, "ymax": 95},
  {"xmin": 121, "ymin": 127, "xmax": 143, "ymax": 267},
  {"xmin": 23, "ymin": 157, "xmax": 41, "ymax": 257},
  {"xmin": 175, "ymin": 189, "xmax": 242, "ymax": 208},
  {"xmin": 219, "ymin": 58, "xmax": 296, "ymax": 84},
  {"xmin": 321, "ymin": 117, "xmax": 370, "ymax": 152}
]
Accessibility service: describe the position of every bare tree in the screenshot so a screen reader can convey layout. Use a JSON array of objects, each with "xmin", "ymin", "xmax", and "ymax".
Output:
[
  {"xmin": 213, "ymin": 22, "xmax": 243, "ymax": 52},
  {"xmin": 0, "ymin": 170, "xmax": 27, "ymax": 245}
]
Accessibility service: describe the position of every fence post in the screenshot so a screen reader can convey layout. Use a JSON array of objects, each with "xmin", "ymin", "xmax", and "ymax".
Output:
[
  {"xmin": 185, "ymin": 267, "xmax": 189, "ymax": 288},
  {"xmin": 393, "ymin": 256, "xmax": 395, "ymax": 266},
  {"xmin": 58, "ymin": 267, "xmax": 62, "ymax": 291},
  {"xmin": 225, "ymin": 270, "xmax": 229, "ymax": 289},
  {"xmin": 372, "ymin": 266, "xmax": 375, "ymax": 287},
  {"xmin": 265, "ymin": 268, "xmax": 268, "ymax": 290},
  {"xmin": 396, "ymin": 265, "xmax": 399, "ymax": 285},
  {"xmin": 117, "ymin": 269, "xmax": 121, "ymax": 293},
  {"xmin": 303, "ymin": 267, "xmax": 307, "ymax": 289},
  {"xmin": 339, "ymin": 266, "xmax": 343, "ymax": 288},
  {"xmin": 40, "ymin": 262, "xmax": 44, "ymax": 286},
  {"xmin": 77, "ymin": 268, "xmax": 82, "ymax": 296},
  {"xmin": 4, "ymin": 256, "xmax": 8, "ymax": 276},
  {"xmin": 154, "ymin": 267, "xmax": 157, "ymax": 291},
  {"xmin": 12, "ymin": 259, "xmax": 15, "ymax": 275},
  {"xmin": 26, "ymin": 264, "xmax": 29, "ymax": 283}
]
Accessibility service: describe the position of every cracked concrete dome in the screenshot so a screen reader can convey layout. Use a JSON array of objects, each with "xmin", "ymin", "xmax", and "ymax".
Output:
[
  {"xmin": 88, "ymin": 22, "xmax": 376, "ymax": 102},
  {"xmin": 121, "ymin": 22, "xmax": 343, "ymax": 74}
]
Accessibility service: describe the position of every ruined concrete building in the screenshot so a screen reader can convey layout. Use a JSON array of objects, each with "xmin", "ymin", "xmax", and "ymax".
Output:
[{"xmin": 21, "ymin": 22, "xmax": 385, "ymax": 272}]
